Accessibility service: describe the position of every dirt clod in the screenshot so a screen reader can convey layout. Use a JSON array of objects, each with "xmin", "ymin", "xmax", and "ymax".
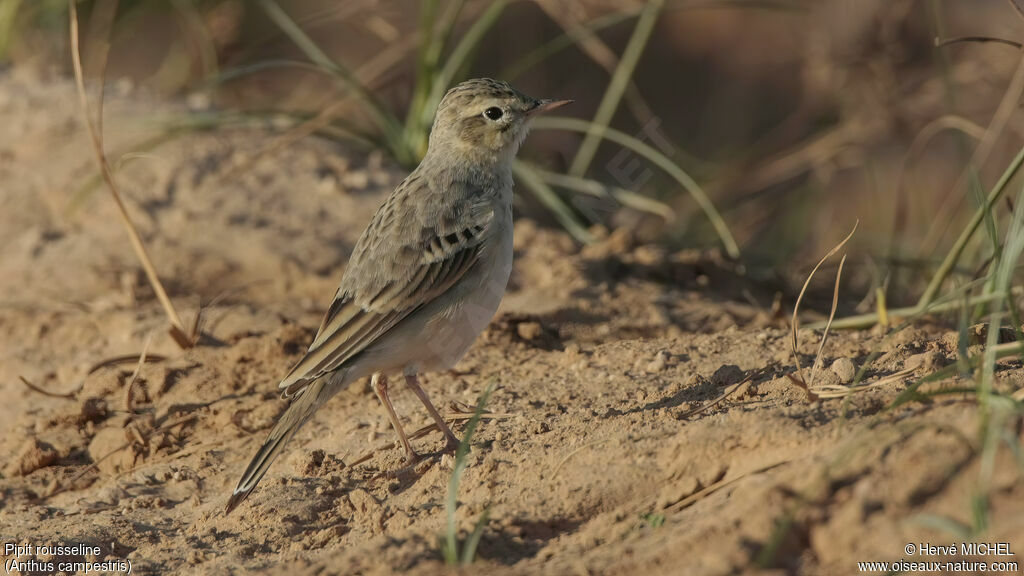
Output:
[
  {"xmin": 6, "ymin": 437, "xmax": 59, "ymax": 477},
  {"xmin": 830, "ymin": 358, "xmax": 857, "ymax": 384}
]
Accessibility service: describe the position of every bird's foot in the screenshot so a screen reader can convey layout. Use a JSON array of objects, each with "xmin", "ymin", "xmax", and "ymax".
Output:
[{"xmin": 402, "ymin": 450, "xmax": 423, "ymax": 468}]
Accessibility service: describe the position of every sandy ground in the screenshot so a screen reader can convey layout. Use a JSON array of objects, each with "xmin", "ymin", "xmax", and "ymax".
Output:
[{"xmin": 2, "ymin": 68, "xmax": 1023, "ymax": 575}]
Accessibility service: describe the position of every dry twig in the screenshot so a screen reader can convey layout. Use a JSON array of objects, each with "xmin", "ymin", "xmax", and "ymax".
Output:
[
  {"xmin": 68, "ymin": 0, "xmax": 193, "ymax": 348},
  {"xmin": 47, "ymin": 414, "xmax": 198, "ymax": 499},
  {"xmin": 123, "ymin": 333, "xmax": 153, "ymax": 415},
  {"xmin": 18, "ymin": 351, "xmax": 167, "ymax": 400}
]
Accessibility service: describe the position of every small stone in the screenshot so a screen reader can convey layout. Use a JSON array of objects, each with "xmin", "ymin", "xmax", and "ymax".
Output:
[
  {"xmin": 710, "ymin": 365, "xmax": 744, "ymax": 387},
  {"xmin": 517, "ymin": 321, "xmax": 543, "ymax": 341},
  {"xmin": 905, "ymin": 350, "xmax": 942, "ymax": 372},
  {"xmin": 440, "ymin": 453, "xmax": 454, "ymax": 469},
  {"xmin": 6, "ymin": 438, "xmax": 59, "ymax": 477},
  {"xmin": 633, "ymin": 245, "xmax": 665, "ymax": 267},
  {"xmin": 645, "ymin": 351, "xmax": 670, "ymax": 373},
  {"xmin": 830, "ymin": 358, "xmax": 857, "ymax": 384}
]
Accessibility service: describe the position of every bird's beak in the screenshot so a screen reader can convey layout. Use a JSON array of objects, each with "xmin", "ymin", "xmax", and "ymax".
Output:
[{"xmin": 529, "ymin": 98, "xmax": 573, "ymax": 115}]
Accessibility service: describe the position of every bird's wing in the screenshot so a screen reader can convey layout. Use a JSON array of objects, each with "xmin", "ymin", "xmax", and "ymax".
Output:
[{"xmin": 278, "ymin": 173, "xmax": 494, "ymax": 396}]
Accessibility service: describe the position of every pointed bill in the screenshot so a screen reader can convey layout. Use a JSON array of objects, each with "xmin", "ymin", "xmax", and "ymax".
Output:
[{"xmin": 529, "ymin": 98, "xmax": 573, "ymax": 115}]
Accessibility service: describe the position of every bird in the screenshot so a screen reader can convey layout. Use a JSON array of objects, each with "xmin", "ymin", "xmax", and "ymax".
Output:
[{"xmin": 226, "ymin": 78, "xmax": 571, "ymax": 514}]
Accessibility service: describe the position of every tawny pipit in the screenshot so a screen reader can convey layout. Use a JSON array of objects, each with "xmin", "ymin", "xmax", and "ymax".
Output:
[{"xmin": 226, "ymin": 78, "xmax": 570, "ymax": 513}]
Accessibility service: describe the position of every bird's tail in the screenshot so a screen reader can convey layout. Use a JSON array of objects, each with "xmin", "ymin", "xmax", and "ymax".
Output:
[{"xmin": 225, "ymin": 378, "xmax": 328, "ymax": 514}]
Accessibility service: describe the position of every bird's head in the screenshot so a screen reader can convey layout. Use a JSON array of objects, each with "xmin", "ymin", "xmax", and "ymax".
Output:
[{"xmin": 428, "ymin": 78, "xmax": 571, "ymax": 164}]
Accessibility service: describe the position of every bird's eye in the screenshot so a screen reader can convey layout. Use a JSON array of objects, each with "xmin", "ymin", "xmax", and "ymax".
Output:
[{"xmin": 483, "ymin": 107, "xmax": 504, "ymax": 121}]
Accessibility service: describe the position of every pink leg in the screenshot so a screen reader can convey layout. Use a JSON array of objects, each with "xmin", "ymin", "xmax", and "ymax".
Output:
[
  {"xmin": 404, "ymin": 374, "xmax": 460, "ymax": 452},
  {"xmin": 371, "ymin": 373, "xmax": 419, "ymax": 465}
]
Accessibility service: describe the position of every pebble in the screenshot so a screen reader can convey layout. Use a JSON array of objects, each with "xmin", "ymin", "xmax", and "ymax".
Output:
[
  {"xmin": 645, "ymin": 351, "xmax": 670, "ymax": 373},
  {"xmin": 905, "ymin": 350, "xmax": 942, "ymax": 372},
  {"xmin": 830, "ymin": 357, "xmax": 857, "ymax": 384},
  {"xmin": 517, "ymin": 321, "xmax": 543, "ymax": 341},
  {"xmin": 711, "ymin": 364, "xmax": 744, "ymax": 386}
]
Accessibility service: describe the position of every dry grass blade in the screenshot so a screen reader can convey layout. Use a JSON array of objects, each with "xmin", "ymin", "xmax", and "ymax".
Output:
[
  {"xmin": 664, "ymin": 460, "xmax": 789, "ymax": 513},
  {"xmin": 68, "ymin": 0, "xmax": 192, "ymax": 349},
  {"xmin": 18, "ymin": 375, "xmax": 78, "ymax": 399},
  {"xmin": 810, "ymin": 367, "xmax": 915, "ymax": 399},
  {"xmin": 532, "ymin": 117, "xmax": 739, "ymax": 257},
  {"xmin": 48, "ymin": 414, "xmax": 197, "ymax": 498},
  {"xmin": 677, "ymin": 368, "xmax": 766, "ymax": 420},
  {"xmin": 87, "ymin": 353, "xmax": 168, "ymax": 375},
  {"xmin": 123, "ymin": 333, "xmax": 153, "ymax": 415},
  {"xmin": 19, "ymin": 351, "xmax": 168, "ymax": 400},
  {"xmin": 1008, "ymin": 0, "xmax": 1024, "ymax": 22},
  {"xmin": 809, "ymin": 253, "xmax": 848, "ymax": 383},
  {"xmin": 789, "ymin": 221, "xmax": 858, "ymax": 398},
  {"xmin": 552, "ymin": 437, "xmax": 611, "ymax": 478},
  {"xmin": 935, "ymin": 35, "xmax": 1023, "ymax": 49},
  {"xmin": 534, "ymin": 2, "xmax": 654, "ymax": 124},
  {"xmin": 707, "ymin": 124, "xmax": 856, "ymax": 200}
]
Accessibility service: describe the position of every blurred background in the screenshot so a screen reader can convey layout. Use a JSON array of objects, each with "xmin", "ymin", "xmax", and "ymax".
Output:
[{"xmin": 4, "ymin": 0, "xmax": 1024, "ymax": 310}]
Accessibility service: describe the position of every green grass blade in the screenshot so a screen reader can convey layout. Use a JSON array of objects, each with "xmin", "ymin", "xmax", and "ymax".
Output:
[
  {"xmin": 405, "ymin": 0, "xmax": 440, "ymax": 142},
  {"xmin": 568, "ymin": 0, "xmax": 663, "ymax": 178},
  {"xmin": 513, "ymin": 161, "xmax": 595, "ymax": 243},
  {"xmin": 419, "ymin": 0, "xmax": 508, "ymax": 138},
  {"xmin": 461, "ymin": 506, "xmax": 490, "ymax": 565},
  {"xmin": 916, "ymin": 139, "xmax": 1024, "ymax": 309},
  {"xmin": 533, "ymin": 116, "xmax": 739, "ymax": 257},
  {"xmin": 891, "ymin": 340, "xmax": 1024, "ymax": 408},
  {"xmin": 254, "ymin": 0, "xmax": 406, "ymax": 160},
  {"xmin": 529, "ymin": 166, "xmax": 676, "ymax": 221},
  {"xmin": 815, "ymin": 282, "xmax": 1013, "ymax": 331},
  {"xmin": 981, "ymin": 187, "xmax": 1024, "ymax": 400},
  {"xmin": 0, "ymin": 0, "xmax": 24, "ymax": 59},
  {"xmin": 202, "ymin": 60, "xmax": 334, "ymax": 88},
  {"xmin": 445, "ymin": 382, "xmax": 495, "ymax": 565},
  {"xmin": 501, "ymin": 9, "xmax": 639, "ymax": 81},
  {"xmin": 501, "ymin": 0, "xmax": 805, "ymax": 82},
  {"xmin": 404, "ymin": 0, "xmax": 468, "ymax": 161}
]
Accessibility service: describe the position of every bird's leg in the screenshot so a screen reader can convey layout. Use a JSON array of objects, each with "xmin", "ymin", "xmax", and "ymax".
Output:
[
  {"xmin": 404, "ymin": 373, "xmax": 461, "ymax": 452},
  {"xmin": 371, "ymin": 373, "xmax": 419, "ymax": 465}
]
